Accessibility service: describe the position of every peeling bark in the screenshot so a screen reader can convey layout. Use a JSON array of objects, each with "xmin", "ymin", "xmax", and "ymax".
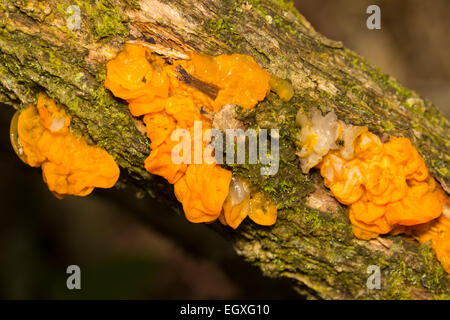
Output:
[{"xmin": 1, "ymin": 0, "xmax": 449, "ymax": 299}]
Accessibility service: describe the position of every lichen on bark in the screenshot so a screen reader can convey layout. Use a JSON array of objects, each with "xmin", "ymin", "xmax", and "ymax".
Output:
[{"xmin": 1, "ymin": 0, "xmax": 449, "ymax": 299}]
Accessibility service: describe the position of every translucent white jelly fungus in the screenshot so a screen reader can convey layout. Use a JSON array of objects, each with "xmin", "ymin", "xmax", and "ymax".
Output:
[
  {"xmin": 228, "ymin": 177, "xmax": 251, "ymax": 206},
  {"xmin": 296, "ymin": 107, "xmax": 368, "ymax": 173}
]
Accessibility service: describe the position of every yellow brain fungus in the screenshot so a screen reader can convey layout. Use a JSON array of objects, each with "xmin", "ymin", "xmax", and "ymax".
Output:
[
  {"xmin": 245, "ymin": 192, "xmax": 278, "ymax": 226},
  {"xmin": 296, "ymin": 108, "xmax": 367, "ymax": 174},
  {"xmin": 13, "ymin": 93, "xmax": 120, "ymax": 198},
  {"xmin": 186, "ymin": 53, "xmax": 271, "ymax": 111},
  {"xmin": 220, "ymin": 178, "xmax": 277, "ymax": 229},
  {"xmin": 105, "ymin": 43, "xmax": 277, "ymax": 228},
  {"xmin": 105, "ymin": 44, "xmax": 271, "ymax": 116},
  {"xmin": 174, "ymin": 164, "xmax": 232, "ymax": 223},
  {"xmin": 296, "ymin": 107, "xmax": 448, "ymax": 271},
  {"xmin": 269, "ymin": 75, "xmax": 294, "ymax": 102},
  {"xmin": 10, "ymin": 109, "xmax": 26, "ymax": 163},
  {"xmin": 222, "ymin": 177, "xmax": 251, "ymax": 229},
  {"xmin": 296, "ymin": 107, "xmax": 443, "ymax": 239}
]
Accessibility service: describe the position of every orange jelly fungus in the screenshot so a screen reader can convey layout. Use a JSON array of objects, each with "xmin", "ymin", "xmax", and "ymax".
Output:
[
  {"xmin": 269, "ymin": 75, "xmax": 294, "ymax": 102},
  {"xmin": 221, "ymin": 178, "xmax": 277, "ymax": 229},
  {"xmin": 319, "ymin": 132, "xmax": 443, "ymax": 240},
  {"xmin": 16, "ymin": 94, "xmax": 120, "ymax": 198},
  {"xmin": 417, "ymin": 214, "xmax": 450, "ymax": 273},
  {"xmin": 105, "ymin": 44, "xmax": 275, "ymax": 227},
  {"xmin": 222, "ymin": 196, "xmax": 249, "ymax": 229},
  {"xmin": 174, "ymin": 164, "xmax": 232, "ymax": 223},
  {"xmin": 245, "ymin": 192, "xmax": 278, "ymax": 226}
]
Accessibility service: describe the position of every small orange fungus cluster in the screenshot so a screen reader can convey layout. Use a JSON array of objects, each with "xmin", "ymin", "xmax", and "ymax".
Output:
[
  {"xmin": 296, "ymin": 107, "xmax": 449, "ymax": 272},
  {"xmin": 417, "ymin": 211, "xmax": 450, "ymax": 273},
  {"xmin": 269, "ymin": 75, "xmax": 294, "ymax": 102},
  {"xmin": 220, "ymin": 178, "xmax": 277, "ymax": 229},
  {"xmin": 105, "ymin": 43, "xmax": 276, "ymax": 227},
  {"xmin": 12, "ymin": 93, "xmax": 120, "ymax": 198},
  {"xmin": 321, "ymin": 135, "xmax": 443, "ymax": 240}
]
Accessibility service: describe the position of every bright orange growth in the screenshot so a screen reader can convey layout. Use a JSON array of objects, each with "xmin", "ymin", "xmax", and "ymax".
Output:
[
  {"xmin": 221, "ymin": 178, "xmax": 277, "ymax": 229},
  {"xmin": 187, "ymin": 53, "xmax": 271, "ymax": 111},
  {"xmin": 319, "ymin": 132, "xmax": 443, "ymax": 240},
  {"xmin": 174, "ymin": 164, "xmax": 232, "ymax": 223},
  {"xmin": 222, "ymin": 196, "xmax": 249, "ymax": 229},
  {"xmin": 15, "ymin": 94, "xmax": 120, "ymax": 198},
  {"xmin": 105, "ymin": 44, "xmax": 270, "ymax": 116},
  {"xmin": 104, "ymin": 44, "xmax": 270, "ymax": 184},
  {"xmin": 222, "ymin": 192, "xmax": 278, "ymax": 229},
  {"xmin": 417, "ymin": 214, "xmax": 450, "ymax": 273},
  {"xmin": 269, "ymin": 75, "xmax": 294, "ymax": 102},
  {"xmin": 245, "ymin": 192, "xmax": 278, "ymax": 226},
  {"xmin": 105, "ymin": 44, "xmax": 275, "ymax": 227}
]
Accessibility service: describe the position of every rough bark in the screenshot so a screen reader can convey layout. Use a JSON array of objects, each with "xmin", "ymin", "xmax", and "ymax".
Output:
[{"xmin": 1, "ymin": 0, "xmax": 449, "ymax": 299}]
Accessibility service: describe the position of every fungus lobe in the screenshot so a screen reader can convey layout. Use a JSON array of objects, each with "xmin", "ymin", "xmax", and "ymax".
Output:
[
  {"xmin": 13, "ymin": 93, "xmax": 120, "ymax": 198},
  {"xmin": 105, "ymin": 43, "xmax": 277, "ymax": 229}
]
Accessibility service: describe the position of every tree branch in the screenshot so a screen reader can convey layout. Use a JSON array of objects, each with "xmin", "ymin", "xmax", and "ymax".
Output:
[{"xmin": 1, "ymin": 0, "xmax": 449, "ymax": 299}]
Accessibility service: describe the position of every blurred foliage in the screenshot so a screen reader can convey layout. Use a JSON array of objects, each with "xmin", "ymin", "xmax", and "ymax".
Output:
[{"xmin": 295, "ymin": 0, "xmax": 450, "ymax": 117}]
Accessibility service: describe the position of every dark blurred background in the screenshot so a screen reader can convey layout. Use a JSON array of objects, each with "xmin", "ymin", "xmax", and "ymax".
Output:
[
  {"xmin": 295, "ymin": 0, "xmax": 450, "ymax": 117},
  {"xmin": 0, "ymin": 0, "xmax": 449, "ymax": 299}
]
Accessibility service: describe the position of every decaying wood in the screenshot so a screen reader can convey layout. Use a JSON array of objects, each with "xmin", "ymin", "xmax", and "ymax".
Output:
[{"xmin": 1, "ymin": 0, "xmax": 449, "ymax": 299}]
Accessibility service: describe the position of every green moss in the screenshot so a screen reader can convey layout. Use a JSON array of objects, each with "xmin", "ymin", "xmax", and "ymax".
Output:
[
  {"xmin": 208, "ymin": 17, "xmax": 243, "ymax": 49},
  {"xmin": 206, "ymin": 0, "xmax": 300, "ymax": 50},
  {"xmin": 436, "ymin": 166, "xmax": 449, "ymax": 177},
  {"xmin": 350, "ymin": 53, "xmax": 413, "ymax": 99},
  {"xmin": 0, "ymin": 24, "xmax": 149, "ymax": 178},
  {"xmin": 419, "ymin": 242, "xmax": 447, "ymax": 290},
  {"xmin": 384, "ymin": 261, "xmax": 412, "ymax": 299},
  {"xmin": 74, "ymin": 0, "xmax": 128, "ymax": 40},
  {"xmin": 246, "ymin": 0, "xmax": 298, "ymax": 36},
  {"xmin": 248, "ymin": 0, "xmax": 267, "ymax": 16},
  {"xmin": 10, "ymin": 0, "xmax": 49, "ymax": 22},
  {"xmin": 272, "ymin": 0, "xmax": 305, "ymax": 24},
  {"xmin": 381, "ymin": 120, "xmax": 395, "ymax": 132},
  {"xmin": 92, "ymin": 1, "xmax": 128, "ymax": 39},
  {"xmin": 229, "ymin": 95, "xmax": 316, "ymax": 210}
]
